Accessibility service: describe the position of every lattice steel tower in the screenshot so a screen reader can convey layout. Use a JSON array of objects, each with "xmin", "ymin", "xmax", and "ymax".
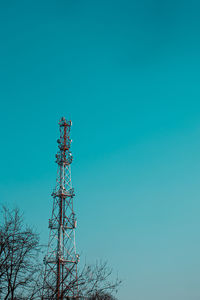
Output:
[{"xmin": 42, "ymin": 117, "xmax": 79, "ymax": 299}]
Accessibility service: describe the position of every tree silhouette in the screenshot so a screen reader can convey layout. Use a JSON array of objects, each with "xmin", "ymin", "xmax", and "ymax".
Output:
[{"xmin": 0, "ymin": 207, "xmax": 40, "ymax": 299}]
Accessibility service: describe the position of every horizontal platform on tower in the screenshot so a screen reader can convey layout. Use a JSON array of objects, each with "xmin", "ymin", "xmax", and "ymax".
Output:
[
  {"xmin": 49, "ymin": 219, "xmax": 77, "ymax": 230},
  {"xmin": 55, "ymin": 153, "xmax": 73, "ymax": 165},
  {"xmin": 43, "ymin": 256, "xmax": 79, "ymax": 265},
  {"xmin": 51, "ymin": 188, "xmax": 75, "ymax": 198}
]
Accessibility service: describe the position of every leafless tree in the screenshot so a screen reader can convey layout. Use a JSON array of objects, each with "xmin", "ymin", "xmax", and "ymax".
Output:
[
  {"xmin": 0, "ymin": 207, "xmax": 121, "ymax": 299},
  {"xmin": 77, "ymin": 261, "xmax": 121, "ymax": 299},
  {"xmin": 0, "ymin": 206, "xmax": 41, "ymax": 300},
  {"xmin": 39, "ymin": 261, "xmax": 120, "ymax": 299},
  {"xmin": 88, "ymin": 291, "xmax": 116, "ymax": 300}
]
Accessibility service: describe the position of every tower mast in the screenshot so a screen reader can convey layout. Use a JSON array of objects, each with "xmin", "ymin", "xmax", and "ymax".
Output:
[{"xmin": 42, "ymin": 117, "xmax": 79, "ymax": 299}]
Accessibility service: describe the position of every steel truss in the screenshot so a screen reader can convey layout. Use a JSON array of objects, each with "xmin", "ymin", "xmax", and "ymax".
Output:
[{"xmin": 42, "ymin": 117, "xmax": 79, "ymax": 300}]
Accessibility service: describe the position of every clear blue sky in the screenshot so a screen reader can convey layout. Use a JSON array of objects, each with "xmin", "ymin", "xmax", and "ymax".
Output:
[{"xmin": 1, "ymin": 1, "xmax": 200, "ymax": 299}]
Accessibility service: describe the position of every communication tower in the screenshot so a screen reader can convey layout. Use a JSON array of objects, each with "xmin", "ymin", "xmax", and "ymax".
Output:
[{"xmin": 42, "ymin": 117, "xmax": 79, "ymax": 299}]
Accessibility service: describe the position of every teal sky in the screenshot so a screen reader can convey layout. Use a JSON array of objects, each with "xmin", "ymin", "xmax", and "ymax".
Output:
[{"xmin": 1, "ymin": 1, "xmax": 200, "ymax": 299}]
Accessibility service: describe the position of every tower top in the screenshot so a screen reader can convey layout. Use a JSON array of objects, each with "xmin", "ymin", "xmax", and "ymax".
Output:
[{"xmin": 59, "ymin": 117, "xmax": 72, "ymax": 127}]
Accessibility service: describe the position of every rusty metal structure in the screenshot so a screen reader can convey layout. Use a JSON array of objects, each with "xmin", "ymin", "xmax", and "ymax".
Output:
[{"xmin": 42, "ymin": 117, "xmax": 79, "ymax": 299}]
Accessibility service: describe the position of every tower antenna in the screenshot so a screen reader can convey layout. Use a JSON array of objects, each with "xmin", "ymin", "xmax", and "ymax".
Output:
[{"xmin": 42, "ymin": 117, "xmax": 79, "ymax": 299}]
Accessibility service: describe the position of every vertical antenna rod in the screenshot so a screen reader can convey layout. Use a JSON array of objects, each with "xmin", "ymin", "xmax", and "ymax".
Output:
[{"xmin": 42, "ymin": 117, "xmax": 79, "ymax": 299}]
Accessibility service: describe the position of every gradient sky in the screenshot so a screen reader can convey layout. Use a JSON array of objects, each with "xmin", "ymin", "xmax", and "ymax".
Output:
[{"xmin": 1, "ymin": 1, "xmax": 200, "ymax": 299}]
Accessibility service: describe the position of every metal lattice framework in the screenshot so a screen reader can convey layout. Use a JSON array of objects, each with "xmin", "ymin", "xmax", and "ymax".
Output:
[{"xmin": 42, "ymin": 117, "xmax": 79, "ymax": 300}]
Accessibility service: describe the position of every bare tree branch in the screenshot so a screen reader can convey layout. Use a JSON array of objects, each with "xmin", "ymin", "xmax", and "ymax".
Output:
[{"xmin": 0, "ymin": 206, "xmax": 41, "ymax": 299}]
